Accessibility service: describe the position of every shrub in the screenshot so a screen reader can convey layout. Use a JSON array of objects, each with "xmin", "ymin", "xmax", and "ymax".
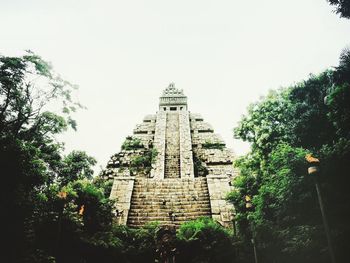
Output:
[
  {"xmin": 130, "ymin": 149, "xmax": 158, "ymax": 175},
  {"xmin": 202, "ymin": 141, "xmax": 225, "ymax": 150},
  {"xmin": 176, "ymin": 218, "xmax": 237, "ymax": 263},
  {"xmin": 121, "ymin": 137, "xmax": 144, "ymax": 150}
]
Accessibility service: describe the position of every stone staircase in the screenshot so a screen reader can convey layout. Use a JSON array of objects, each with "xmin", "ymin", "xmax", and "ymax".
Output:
[
  {"xmin": 127, "ymin": 177, "xmax": 211, "ymax": 228},
  {"xmin": 164, "ymin": 112, "xmax": 181, "ymax": 178}
]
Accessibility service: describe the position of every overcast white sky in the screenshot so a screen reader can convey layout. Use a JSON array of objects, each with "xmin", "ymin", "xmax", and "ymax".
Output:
[{"xmin": 1, "ymin": 0, "xmax": 349, "ymax": 172}]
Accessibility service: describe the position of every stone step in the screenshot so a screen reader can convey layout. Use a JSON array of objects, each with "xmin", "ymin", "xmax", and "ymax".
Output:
[
  {"xmin": 130, "ymin": 195, "xmax": 210, "ymax": 200},
  {"xmin": 128, "ymin": 216, "xmax": 211, "ymax": 223},
  {"xmin": 128, "ymin": 212, "xmax": 211, "ymax": 218},
  {"xmin": 135, "ymin": 182, "xmax": 206, "ymax": 186},
  {"xmin": 133, "ymin": 178, "xmax": 207, "ymax": 182},
  {"xmin": 128, "ymin": 215, "xmax": 211, "ymax": 224},
  {"xmin": 133, "ymin": 183, "xmax": 206, "ymax": 186},
  {"xmin": 128, "ymin": 210, "xmax": 211, "ymax": 217},
  {"xmin": 128, "ymin": 223, "xmax": 183, "ymax": 229},
  {"xmin": 128, "ymin": 214, "xmax": 211, "ymax": 226},
  {"xmin": 130, "ymin": 201, "xmax": 210, "ymax": 207},
  {"xmin": 130, "ymin": 203, "xmax": 211, "ymax": 208},
  {"xmin": 164, "ymin": 112, "xmax": 180, "ymax": 179},
  {"xmin": 132, "ymin": 187, "xmax": 204, "ymax": 191},
  {"xmin": 128, "ymin": 205, "xmax": 210, "ymax": 211},
  {"xmin": 130, "ymin": 200, "xmax": 210, "ymax": 204},
  {"xmin": 131, "ymin": 191, "xmax": 209, "ymax": 196},
  {"xmin": 127, "ymin": 175, "xmax": 211, "ymax": 228},
  {"xmin": 132, "ymin": 187, "xmax": 208, "ymax": 191}
]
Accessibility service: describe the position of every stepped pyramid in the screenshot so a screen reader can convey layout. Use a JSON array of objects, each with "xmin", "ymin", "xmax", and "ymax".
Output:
[{"xmin": 102, "ymin": 83, "xmax": 237, "ymax": 228}]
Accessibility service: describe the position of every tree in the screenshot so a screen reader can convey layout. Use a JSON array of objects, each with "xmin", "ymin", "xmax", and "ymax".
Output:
[
  {"xmin": 0, "ymin": 51, "xmax": 104, "ymax": 262},
  {"xmin": 59, "ymin": 151, "xmax": 97, "ymax": 186},
  {"xmin": 327, "ymin": 0, "xmax": 350, "ymax": 18},
  {"xmin": 176, "ymin": 218, "xmax": 237, "ymax": 263},
  {"xmin": 229, "ymin": 49, "xmax": 350, "ymax": 262}
]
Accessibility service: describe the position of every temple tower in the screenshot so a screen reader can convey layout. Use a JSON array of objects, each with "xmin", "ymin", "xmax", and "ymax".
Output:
[
  {"xmin": 102, "ymin": 83, "xmax": 237, "ymax": 228},
  {"xmin": 152, "ymin": 83, "xmax": 194, "ymax": 180}
]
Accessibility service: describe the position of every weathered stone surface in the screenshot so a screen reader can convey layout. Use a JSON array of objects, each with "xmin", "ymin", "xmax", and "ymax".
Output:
[
  {"xmin": 109, "ymin": 177, "xmax": 135, "ymax": 225},
  {"xmin": 133, "ymin": 122, "xmax": 156, "ymax": 134},
  {"xmin": 179, "ymin": 110, "xmax": 194, "ymax": 178},
  {"xmin": 127, "ymin": 177, "xmax": 211, "ymax": 227},
  {"xmin": 191, "ymin": 132, "xmax": 226, "ymax": 146},
  {"xmin": 151, "ymin": 110, "xmax": 166, "ymax": 179},
  {"xmin": 164, "ymin": 112, "xmax": 181, "ymax": 178},
  {"xmin": 206, "ymin": 175, "xmax": 235, "ymax": 228},
  {"xmin": 102, "ymin": 84, "xmax": 238, "ymax": 229},
  {"xmin": 190, "ymin": 120, "xmax": 214, "ymax": 133}
]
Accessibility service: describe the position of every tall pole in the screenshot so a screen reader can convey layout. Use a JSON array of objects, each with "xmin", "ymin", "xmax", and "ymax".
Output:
[
  {"xmin": 314, "ymin": 177, "xmax": 336, "ymax": 263},
  {"xmin": 55, "ymin": 191, "xmax": 67, "ymax": 263},
  {"xmin": 306, "ymin": 155, "xmax": 336, "ymax": 263},
  {"xmin": 246, "ymin": 195, "xmax": 258, "ymax": 263},
  {"xmin": 55, "ymin": 201, "xmax": 64, "ymax": 263},
  {"xmin": 251, "ymin": 237, "xmax": 258, "ymax": 263}
]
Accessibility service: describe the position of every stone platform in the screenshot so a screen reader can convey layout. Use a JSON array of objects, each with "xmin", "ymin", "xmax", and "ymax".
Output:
[
  {"xmin": 102, "ymin": 84, "xmax": 237, "ymax": 229},
  {"xmin": 127, "ymin": 177, "xmax": 211, "ymax": 228}
]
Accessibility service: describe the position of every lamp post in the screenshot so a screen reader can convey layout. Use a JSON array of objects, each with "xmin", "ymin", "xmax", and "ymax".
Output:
[
  {"xmin": 55, "ymin": 191, "xmax": 67, "ymax": 263},
  {"xmin": 245, "ymin": 195, "xmax": 258, "ymax": 263},
  {"xmin": 306, "ymin": 155, "xmax": 336, "ymax": 263}
]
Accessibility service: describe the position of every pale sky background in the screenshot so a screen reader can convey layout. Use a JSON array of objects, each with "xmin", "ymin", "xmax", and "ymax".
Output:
[{"xmin": 1, "ymin": 0, "xmax": 349, "ymax": 173}]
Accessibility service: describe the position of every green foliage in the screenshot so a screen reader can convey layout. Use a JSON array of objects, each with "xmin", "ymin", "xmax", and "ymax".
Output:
[
  {"xmin": 93, "ymin": 177, "xmax": 114, "ymax": 198},
  {"xmin": 234, "ymin": 89, "xmax": 293, "ymax": 156},
  {"xmin": 0, "ymin": 52, "xmax": 110, "ymax": 262},
  {"xmin": 230, "ymin": 49, "xmax": 350, "ymax": 262},
  {"xmin": 121, "ymin": 222, "xmax": 160, "ymax": 262},
  {"xmin": 0, "ymin": 51, "xmax": 242, "ymax": 263},
  {"xmin": 177, "ymin": 217, "xmax": 230, "ymax": 241},
  {"xmin": 70, "ymin": 180, "xmax": 114, "ymax": 233},
  {"xmin": 327, "ymin": 0, "xmax": 350, "ymax": 18},
  {"xmin": 202, "ymin": 141, "xmax": 225, "ymax": 150},
  {"xmin": 31, "ymin": 179, "xmax": 115, "ymax": 262},
  {"xmin": 59, "ymin": 151, "xmax": 97, "ymax": 186},
  {"xmin": 176, "ymin": 217, "xmax": 237, "ymax": 263},
  {"xmin": 121, "ymin": 136, "xmax": 144, "ymax": 150},
  {"xmin": 0, "ymin": 51, "xmax": 81, "ymax": 137},
  {"xmin": 0, "ymin": 51, "xmax": 173, "ymax": 263},
  {"xmin": 129, "ymin": 148, "xmax": 157, "ymax": 175},
  {"xmin": 80, "ymin": 222, "xmax": 160, "ymax": 263}
]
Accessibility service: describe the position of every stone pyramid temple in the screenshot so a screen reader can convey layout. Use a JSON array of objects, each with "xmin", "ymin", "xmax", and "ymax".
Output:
[{"xmin": 102, "ymin": 83, "xmax": 237, "ymax": 228}]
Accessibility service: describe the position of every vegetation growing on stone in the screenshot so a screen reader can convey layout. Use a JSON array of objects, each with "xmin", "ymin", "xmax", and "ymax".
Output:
[
  {"xmin": 202, "ymin": 140, "xmax": 225, "ymax": 150},
  {"xmin": 176, "ymin": 217, "xmax": 237, "ymax": 263},
  {"xmin": 129, "ymin": 148, "xmax": 158, "ymax": 175},
  {"xmin": 121, "ymin": 136, "xmax": 144, "ymax": 150},
  {"xmin": 193, "ymin": 153, "xmax": 209, "ymax": 177},
  {"xmin": 3, "ymin": 2, "xmax": 350, "ymax": 261}
]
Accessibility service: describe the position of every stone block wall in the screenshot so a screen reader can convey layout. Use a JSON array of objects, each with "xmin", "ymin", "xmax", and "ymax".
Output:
[
  {"xmin": 190, "ymin": 113, "xmax": 238, "ymax": 228},
  {"xmin": 206, "ymin": 175, "xmax": 234, "ymax": 228},
  {"xmin": 109, "ymin": 177, "xmax": 135, "ymax": 225},
  {"xmin": 190, "ymin": 120, "xmax": 214, "ymax": 133},
  {"xmin": 191, "ymin": 132, "xmax": 226, "ymax": 146},
  {"xmin": 179, "ymin": 111, "xmax": 195, "ymax": 178},
  {"xmin": 102, "ymin": 104, "xmax": 238, "ymax": 229},
  {"xmin": 150, "ymin": 111, "xmax": 166, "ymax": 179}
]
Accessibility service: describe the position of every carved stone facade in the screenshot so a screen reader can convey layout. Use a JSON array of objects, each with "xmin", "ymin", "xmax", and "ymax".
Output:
[{"xmin": 102, "ymin": 84, "xmax": 237, "ymax": 228}]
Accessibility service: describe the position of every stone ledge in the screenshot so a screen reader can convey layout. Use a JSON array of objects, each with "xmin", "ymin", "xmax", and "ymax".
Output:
[
  {"xmin": 113, "ymin": 176, "xmax": 136, "ymax": 181},
  {"xmin": 206, "ymin": 175, "xmax": 230, "ymax": 179}
]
